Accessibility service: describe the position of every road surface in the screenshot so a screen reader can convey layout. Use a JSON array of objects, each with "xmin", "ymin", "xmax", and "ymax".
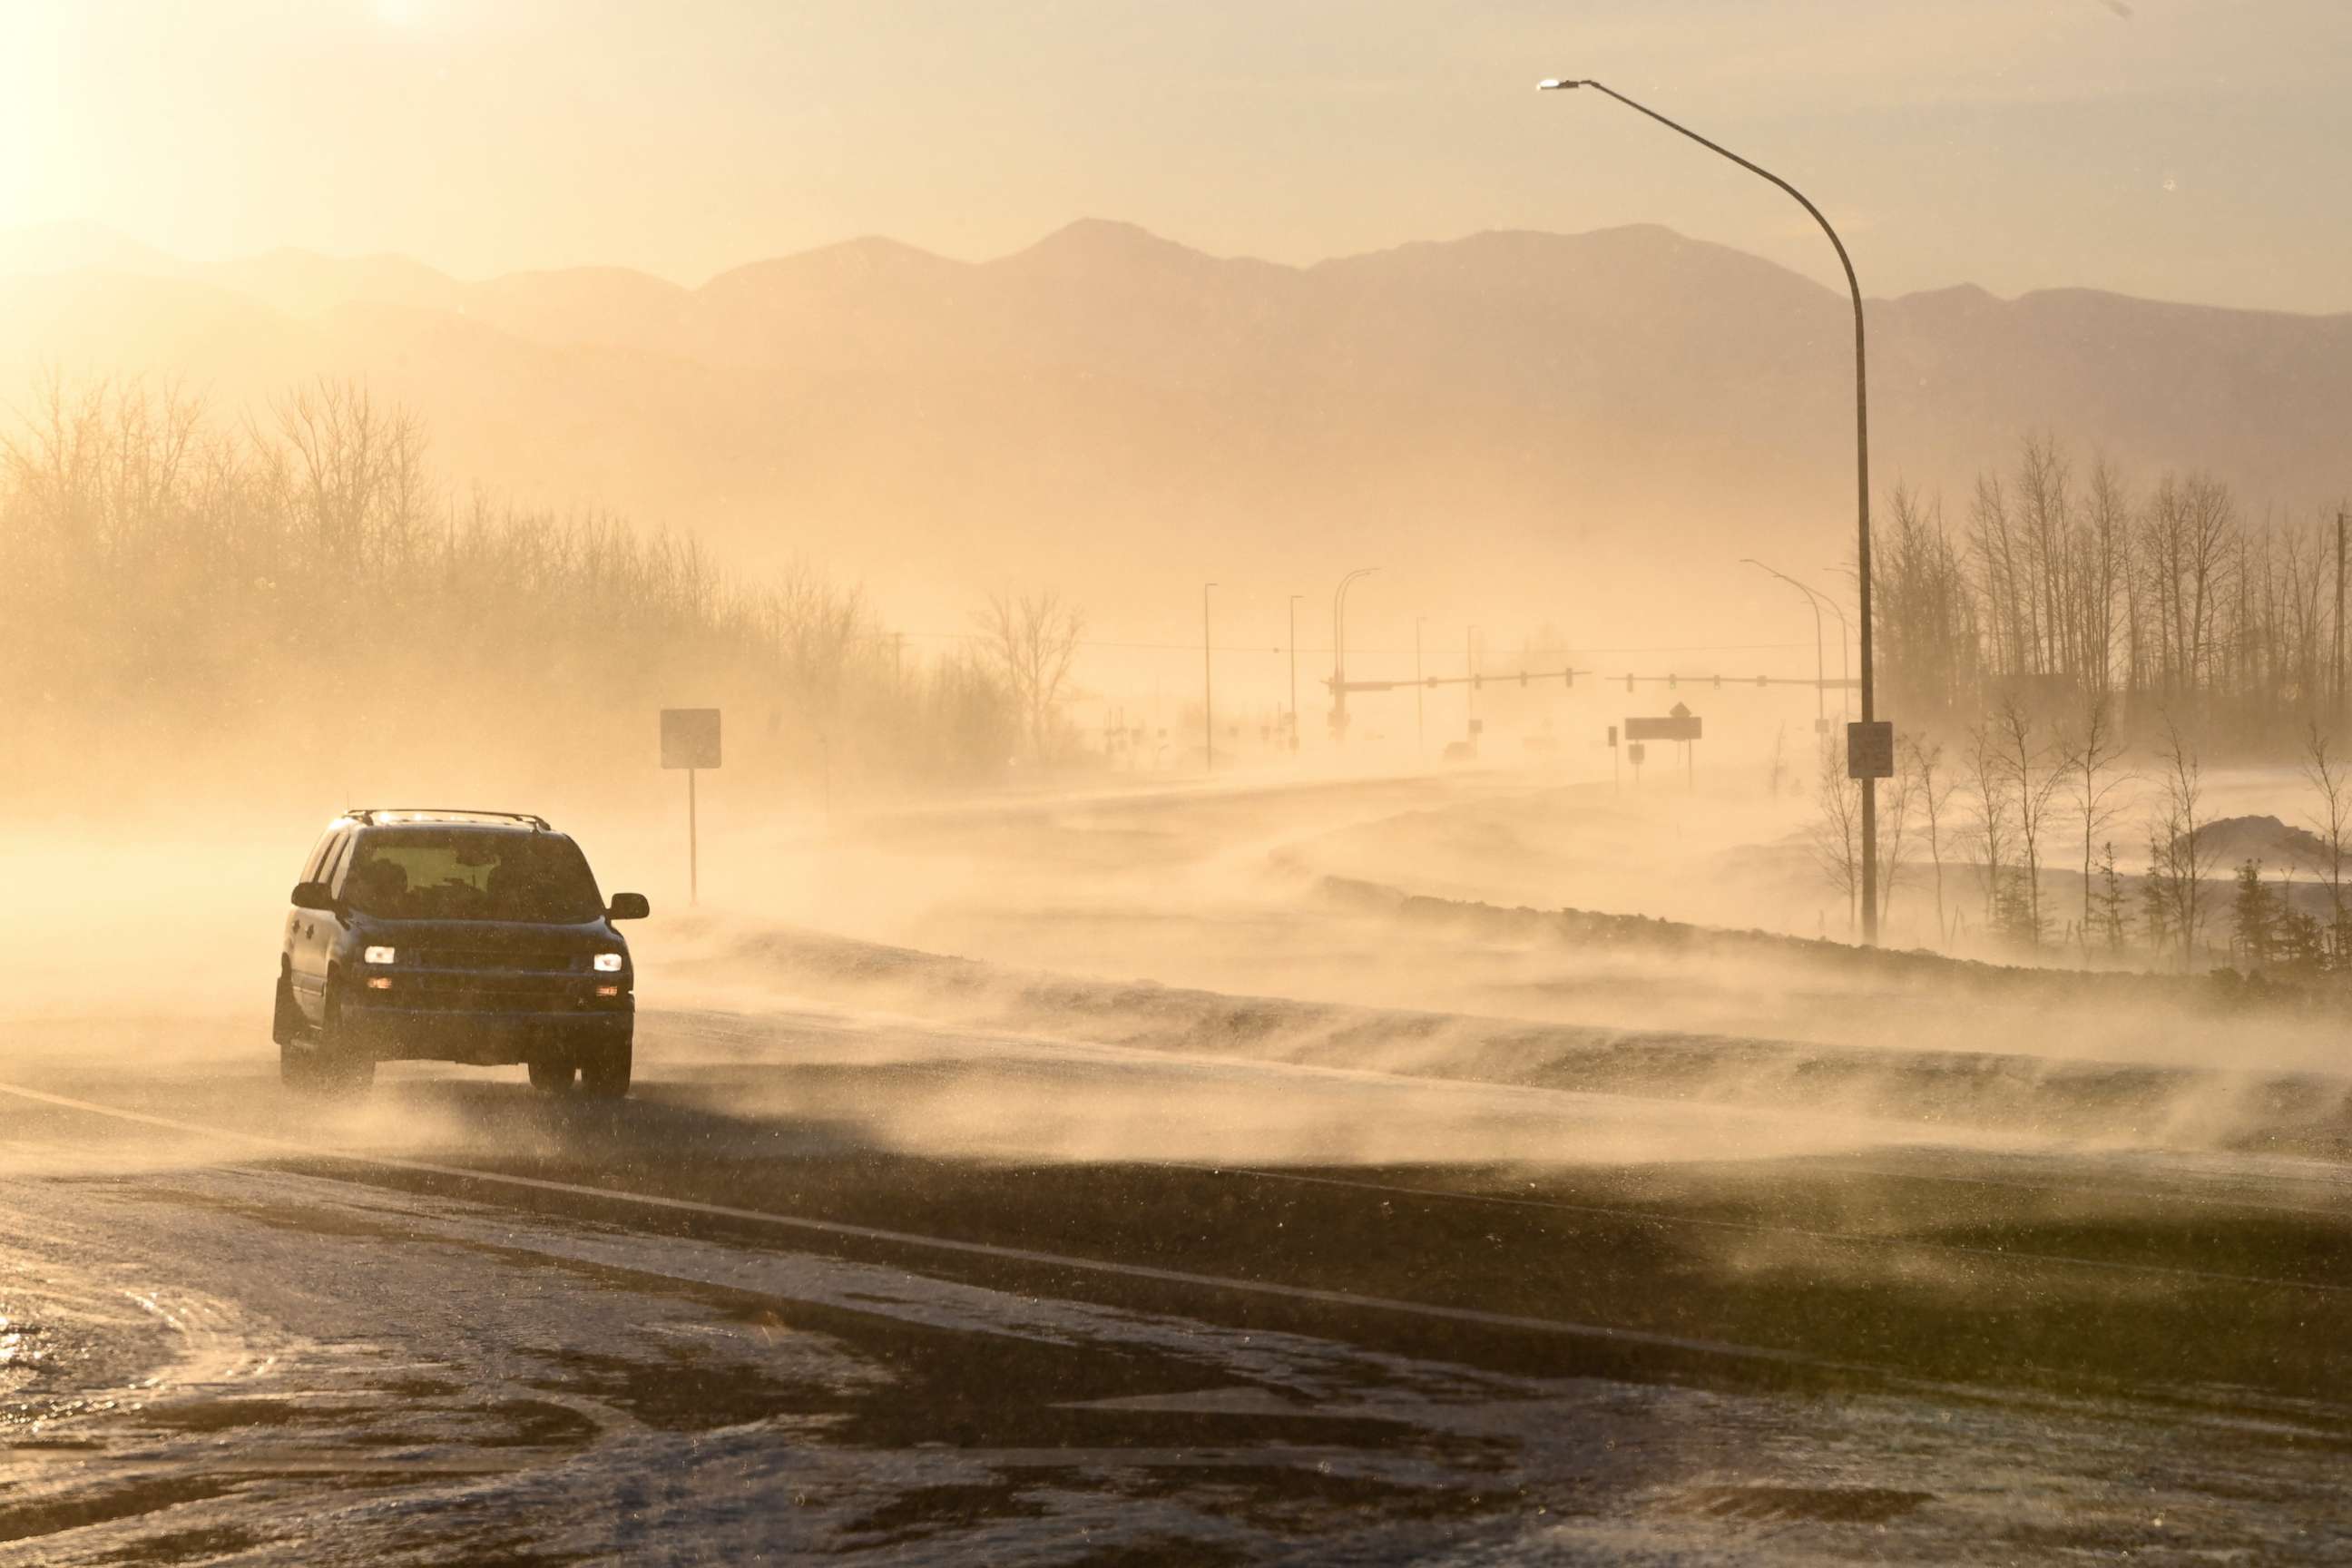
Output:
[{"xmin": 4, "ymin": 998, "xmax": 2347, "ymax": 1565}]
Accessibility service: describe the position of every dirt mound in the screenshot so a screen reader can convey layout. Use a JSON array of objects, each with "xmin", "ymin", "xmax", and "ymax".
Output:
[{"xmin": 2190, "ymin": 815, "xmax": 2330, "ymax": 869}]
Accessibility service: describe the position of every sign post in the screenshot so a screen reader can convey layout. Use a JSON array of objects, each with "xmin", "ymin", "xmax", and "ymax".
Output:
[
  {"xmin": 1625, "ymin": 703, "xmax": 1701, "ymax": 791},
  {"xmin": 660, "ymin": 709, "xmax": 722, "ymax": 905}
]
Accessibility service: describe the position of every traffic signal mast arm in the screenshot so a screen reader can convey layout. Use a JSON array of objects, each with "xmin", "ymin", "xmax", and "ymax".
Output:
[{"xmin": 1327, "ymin": 669, "xmax": 1856, "ymax": 693}]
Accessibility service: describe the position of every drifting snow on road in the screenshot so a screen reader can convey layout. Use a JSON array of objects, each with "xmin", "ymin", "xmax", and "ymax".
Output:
[{"xmin": 4, "ymin": 779, "xmax": 2350, "ymax": 1563}]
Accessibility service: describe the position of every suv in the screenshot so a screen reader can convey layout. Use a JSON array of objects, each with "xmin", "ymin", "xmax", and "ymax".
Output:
[{"xmin": 271, "ymin": 809, "xmax": 650, "ymax": 1097}]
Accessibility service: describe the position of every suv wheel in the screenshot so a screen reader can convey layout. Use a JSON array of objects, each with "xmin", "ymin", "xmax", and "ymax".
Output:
[
  {"xmin": 579, "ymin": 1041, "xmax": 632, "ymax": 1101},
  {"xmin": 271, "ymin": 971, "xmax": 301, "ymax": 1046},
  {"xmin": 275, "ymin": 975, "xmax": 314, "ymax": 1088},
  {"xmin": 309, "ymin": 985, "xmax": 376, "ymax": 1097},
  {"xmin": 527, "ymin": 1058, "xmax": 577, "ymax": 1093}
]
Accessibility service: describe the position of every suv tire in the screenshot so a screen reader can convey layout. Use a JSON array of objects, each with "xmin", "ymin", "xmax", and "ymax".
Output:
[
  {"xmin": 527, "ymin": 1058, "xmax": 577, "ymax": 1093},
  {"xmin": 311, "ymin": 985, "xmax": 376, "ymax": 1097},
  {"xmin": 275, "ymin": 975, "xmax": 315, "ymax": 1088},
  {"xmin": 579, "ymin": 1041, "xmax": 632, "ymax": 1101}
]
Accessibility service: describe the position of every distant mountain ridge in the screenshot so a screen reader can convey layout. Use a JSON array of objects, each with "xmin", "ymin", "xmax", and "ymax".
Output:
[{"xmin": 4, "ymin": 218, "xmax": 2346, "ymax": 637}]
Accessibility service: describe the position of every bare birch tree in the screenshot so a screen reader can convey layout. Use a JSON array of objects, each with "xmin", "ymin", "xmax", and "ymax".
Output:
[
  {"xmin": 1902, "ymin": 734, "xmax": 1958, "ymax": 945},
  {"xmin": 2060, "ymin": 692, "xmax": 2132, "ymax": 955},
  {"xmin": 1809, "ymin": 736, "xmax": 1862, "ymax": 933},
  {"xmin": 975, "ymin": 589, "xmax": 1086, "ymax": 762},
  {"xmin": 2299, "ymin": 719, "xmax": 2352, "ymax": 960}
]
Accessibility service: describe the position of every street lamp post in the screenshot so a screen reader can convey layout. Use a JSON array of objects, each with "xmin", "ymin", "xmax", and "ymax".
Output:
[
  {"xmin": 1288, "ymin": 593, "xmax": 1304, "ymax": 751},
  {"xmin": 1330, "ymin": 566, "xmax": 1378, "ymax": 740},
  {"xmin": 1466, "ymin": 625, "xmax": 1479, "ymax": 743},
  {"xmin": 1202, "ymin": 582, "xmax": 1216, "ymax": 776},
  {"xmin": 1742, "ymin": 558, "xmax": 1825, "ymax": 727},
  {"xmin": 1816, "ymin": 589, "xmax": 1852, "ymax": 720},
  {"xmin": 1544, "ymin": 75, "xmax": 1881, "ymax": 943},
  {"xmin": 1416, "ymin": 616, "xmax": 1428, "ymax": 760}
]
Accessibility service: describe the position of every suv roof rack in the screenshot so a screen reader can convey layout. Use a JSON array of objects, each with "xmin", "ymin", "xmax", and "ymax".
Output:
[{"xmin": 345, "ymin": 808, "xmax": 552, "ymax": 830}]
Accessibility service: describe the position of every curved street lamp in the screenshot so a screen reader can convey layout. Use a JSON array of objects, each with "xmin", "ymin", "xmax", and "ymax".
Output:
[
  {"xmin": 1543, "ymin": 75, "xmax": 1881, "ymax": 943},
  {"xmin": 1202, "ymin": 582, "xmax": 1218, "ymax": 776},
  {"xmin": 1331, "ymin": 566, "xmax": 1379, "ymax": 740},
  {"xmin": 1741, "ymin": 558, "xmax": 1825, "ymax": 726}
]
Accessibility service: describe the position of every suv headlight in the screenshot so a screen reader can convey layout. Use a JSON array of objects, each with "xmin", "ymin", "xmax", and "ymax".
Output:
[
  {"xmin": 363, "ymin": 946, "xmax": 397, "ymax": 965},
  {"xmin": 593, "ymin": 952, "xmax": 624, "ymax": 973}
]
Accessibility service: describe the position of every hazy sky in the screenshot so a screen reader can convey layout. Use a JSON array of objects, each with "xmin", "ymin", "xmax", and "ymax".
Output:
[{"xmin": 4, "ymin": 0, "xmax": 2348, "ymax": 311}]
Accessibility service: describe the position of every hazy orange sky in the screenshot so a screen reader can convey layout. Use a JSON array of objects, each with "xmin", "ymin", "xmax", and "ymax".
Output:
[{"xmin": 4, "ymin": 0, "xmax": 2348, "ymax": 312}]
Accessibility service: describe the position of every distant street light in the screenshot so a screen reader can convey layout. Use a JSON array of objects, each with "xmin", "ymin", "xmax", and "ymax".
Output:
[
  {"xmin": 1742, "ymin": 558, "xmax": 1825, "ymax": 726},
  {"xmin": 1814, "ymin": 583, "xmax": 1853, "ymax": 720},
  {"xmin": 1466, "ymin": 625, "xmax": 1479, "ymax": 734},
  {"xmin": 1331, "ymin": 566, "xmax": 1378, "ymax": 740},
  {"xmin": 1202, "ymin": 582, "xmax": 1217, "ymax": 776},
  {"xmin": 1543, "ymin": 75, "xmax": 1882, "ymax": 942},
  {"xmin": 1416, "ymin": 616, "xmax": 1428, "ymax": 760},
  {"xmin": 1288, "ymin": 593, "xmax": 1305, "ymax": 751}
]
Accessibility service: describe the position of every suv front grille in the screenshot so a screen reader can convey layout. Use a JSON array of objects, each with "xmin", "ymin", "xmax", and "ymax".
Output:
[{"xmin": 410, "ymin": 949, "xmax": 580, "ymax": 974}]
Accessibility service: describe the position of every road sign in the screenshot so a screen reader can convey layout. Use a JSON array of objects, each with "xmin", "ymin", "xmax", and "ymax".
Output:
[
  {"xmin": 1628, "ymin": 741, "xmax": 1646, "ymax": 765},
  {"xmin": 661, "ymin": 708, "xmax": 721, "ymax": 769},
  {"xmin": 1607, "ymin": 725, "xmax": 1618, "ymax": 747},
  {"xmin": 1847, "ymin": 720, "xmax": 1896, "ymax": 779},
  {"xmin": 1625, "ymin": 712, "xmax": 1701, "ymax": 742},
  {"xmin": 660, "ymin": 709, "xmax": 720, "ymax": 906}
]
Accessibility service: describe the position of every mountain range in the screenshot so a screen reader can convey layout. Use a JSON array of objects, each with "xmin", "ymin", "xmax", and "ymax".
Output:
[{"xmin": 5, "ymin": 218, "xmax": 2347, "ymax": 644}]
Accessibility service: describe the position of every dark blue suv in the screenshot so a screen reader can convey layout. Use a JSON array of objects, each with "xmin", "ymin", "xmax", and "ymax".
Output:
[{"xmin": 272, "ymin": 809, "xmax": 650, "ymax": 1097}]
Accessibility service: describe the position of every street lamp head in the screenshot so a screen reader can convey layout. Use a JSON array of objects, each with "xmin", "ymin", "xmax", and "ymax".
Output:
[{"xmin": 1536, "ymin": 78, "xmax": 1587, "ymax": 92}]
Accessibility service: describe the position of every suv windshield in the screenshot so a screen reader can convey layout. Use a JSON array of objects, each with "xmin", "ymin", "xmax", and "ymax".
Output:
[{"xmin": 341, "ymin": 830, "xmax": 604, "ymax": 923}]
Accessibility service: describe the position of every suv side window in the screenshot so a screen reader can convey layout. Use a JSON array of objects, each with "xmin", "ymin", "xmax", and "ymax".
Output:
[
  {"xmin": 299, "ymin": 831, "xmax": 337, "ymax": 886},
  {"xmin": 320, "ymin": 829, "xmax": 358, "ymax": 897}
]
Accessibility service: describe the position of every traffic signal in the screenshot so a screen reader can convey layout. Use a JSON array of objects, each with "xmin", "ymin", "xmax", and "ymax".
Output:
[
  {"xmin": 1625, "ymin": 673, "xmax": 1634, "ymax": 693},
  {"xmin": 1564, "ymin": 667, "xmax": 1574, "ymax": 688}
]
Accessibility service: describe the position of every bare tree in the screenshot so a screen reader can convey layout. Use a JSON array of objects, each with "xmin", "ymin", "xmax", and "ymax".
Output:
[
  {"xmin": 2059, "ymin": 692, "xmax": 2132, "ymax": 956},
  {"xmin": 1962, "ymin": 720, "xmax": 2012, "ymax": 933},
  {"xmin": 2153, "ymin": 717, "xmax": 2212, "ymax": 969},
  {"xmin": 1993, "ymin": 691, "xmax": 2063, "ymax": 945},
  {"xmin": 1903, "ymin": 734, "xmax": 1958, "ymax": 946},
  {"xmin": 1875, "ymin": 746, "xmax": 1915, "ymax": 932},
  {"xmin": 975, "ymin": 589, "xmax": 1086, "ymax": 762},
  {"xmin": 2299, "ymin": 719, "xmax": 2352, "ymax": 960},
  {"xmin": 1808, "ymin": 736, "xmax": 1862, "ymax": 932}
]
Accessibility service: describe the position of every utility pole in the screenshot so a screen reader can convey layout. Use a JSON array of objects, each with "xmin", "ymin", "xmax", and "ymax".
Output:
[
  {"xmin": 1416, "ymin": 617, "xmax": 1427, "ymax": 760},
  {"xmin": 1287, "ymin": 593, "xmax": 1303, "ymax": 751},
  {"xmin": 1466, "ymin": 625, "xmax": 1478, "ymax": 724},
  {"xmin": 1202, "ymin": 582, "xmax": 1216, "ymax": 775}
]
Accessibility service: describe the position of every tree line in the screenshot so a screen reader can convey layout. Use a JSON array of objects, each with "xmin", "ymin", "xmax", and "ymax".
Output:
[
  {"xmin": 0, "ymin": 375, "xmax": 1049, "ymax": 807},
  {"xmin": 1877, "ymin": 432, "xmax": 2348, "ymax": 745}
]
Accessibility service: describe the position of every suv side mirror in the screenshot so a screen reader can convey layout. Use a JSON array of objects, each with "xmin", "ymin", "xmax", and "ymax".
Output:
[
  {"xmin": 607, "ymin": 893, "xmax": 650, "ymax": 921},
  {"xmin": 290, "ymin": 880, "xmax": 337, "ymax": 912}
]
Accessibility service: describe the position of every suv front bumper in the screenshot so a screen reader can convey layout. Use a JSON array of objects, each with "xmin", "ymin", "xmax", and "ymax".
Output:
[{"xmin": 339, "ymin": 994, "xmax": 632, "ymax": 1065}]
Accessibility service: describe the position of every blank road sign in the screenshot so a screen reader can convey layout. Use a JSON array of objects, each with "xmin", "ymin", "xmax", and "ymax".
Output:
[
  {"xmin": 1847, "ymin": 720, "xmax": 1895, "ymax": 779},
  {"xmin": 661, "ymin": 708, "xmax": 722, "ymax": 769}
]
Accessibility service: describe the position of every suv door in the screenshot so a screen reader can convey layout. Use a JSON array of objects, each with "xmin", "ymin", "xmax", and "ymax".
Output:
[{"xmin": 288, "ymin": 828, "xmax": 353, "ymax": 1023}]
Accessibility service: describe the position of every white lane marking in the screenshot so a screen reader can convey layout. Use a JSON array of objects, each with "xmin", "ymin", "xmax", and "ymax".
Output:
[
  {"xmin": 0, "ymin": 1081, "xmax": 1876, "ymax": 1378},
  {"xmin": 1190, "ymin": 1166, "xmax": 2352, "ymax": 1297}
]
